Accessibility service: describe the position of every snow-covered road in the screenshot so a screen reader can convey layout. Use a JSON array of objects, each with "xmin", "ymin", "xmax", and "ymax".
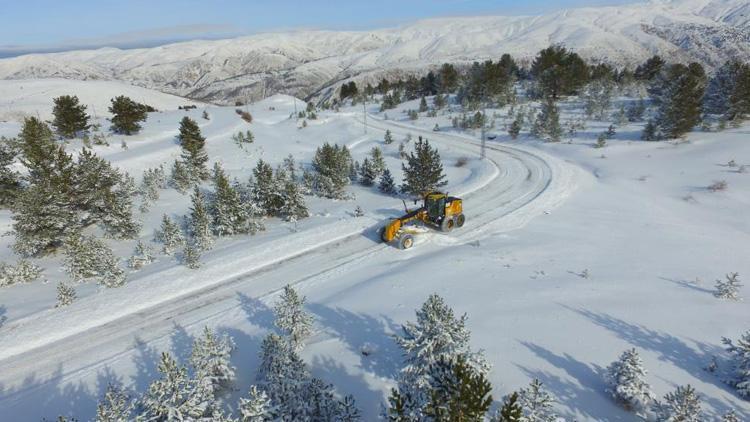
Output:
[{"xmin": 0, "ymin": 114, "xmax": 578, "ymax": 416}]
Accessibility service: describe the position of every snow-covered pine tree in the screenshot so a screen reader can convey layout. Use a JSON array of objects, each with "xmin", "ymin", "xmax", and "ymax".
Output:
[
  {"xmin": 177, "ymin": 117, "xmax": 210, "ymax": 181},
  {"xmin": 311, "ymin": 143, "xmax": 352, "ymax": 199},
  {"xmin": 154, "ymin": 214, "xmax": 185, "ymax": 255},
  {"xmin": 170, "ymin": 160, "xmax": 193, "ymax": 193},
  {"xmin": 604, "ymin": 348, "xmax": 653, "ymax": 413},
  {"xmin": 141, "ymin": 352, "xmax": 212, "ymax": 421},
  {"xmin": 95, "ymin": 384, "xmax": 134, "ymax": 422},
  {"xmin": 726, "ymin": 63, "xmax": 750, "ymax": 125},
  {"xmin": 423, "ymin": 356, "xmax": 493, "ymax": 421},
  {"xmin": 139, "ymin": 166, "xmax": 167, "ymax": 211},
  {"xmin": 239, "ymin": 385, "xmax": 277, "ymax": 422},
  {"xmin": 517, "ymin": 378, "xmax": 557, "ymax": 422},
  {"xmin": 338, "ymin": 395, "xmax": 361, "ymax": 421},
  {"xmin": 400, "ymin": 137, "xmax": 447, "ymax": 197},
  {"xmin": 0, "ymin": 140, "xmax": 21, "ymax": 208},
  {"xmin": 55, "ymin": 282, "xmax": 76, "ymax": 307},
  {"xmin": 63, "ymin": 234, "xmax": 125, "ymax": 287},
  {"xmin": 251, "ymin": 160, "xmax": 282, "ymax": 216},
  {"xmin": 394, "ymin": 294, "xmax": 489, "ymax": 416},
  {"xmin": 582, "ymin": 79, "xmax": 614, "ymax": 120},
  {"xmin": 190, "ymin": 326, "xmax": 236, "ymax": 396},
  {"xmin": 651, "ymin": 384, "xmax": 703, "ymax": 422},
  {"xmin": 359, "ymin": 158, "xmax": 376, "ymax": 187},
  {"xmin": 0, "ymin": 259, "xmax": 43, "ymax": 287},
  {"xmin": 378, "ymin": 168, "xmax": 397, "ymax": 195},
  {"xmin": 508, "ymin": 117, "xmax": 522, "ymax": 140},
  {"xmin": 384, "ymin": 129, "xmax": 394, "ymax": 145},
  {"xmin": 52, "ymin": 95, "xmax": 91, "ymax": 139},
  {"xmin": 419, "ymin": 96, "xmax": 429, "ymax": 113},
  {"xmin": 537, "ymin": 97, "xmax": 562, "ymax": 142},
  {"xmin": 212, "ymin": 170, "xmax": 253, "ymax": 236},
  {"xmin": 642, "ymin": 120, "xmax": 658, "ymax": 141},
  {"xmin": 722, "ymin": 410, "xmax": 741, "ymax": 422},
  {"xmin": 704, "ymin": 60, "xmax": 743, "ymax": 117},
  {"xmin": 649, "ymin": 63, "xmax": 707, "ymax": 140},
  {"xmin": 101, "ymin": 173, "xmax": 140, "ymax": 239},
  {"xmin": 109, "ymin": 95, "xmax": 148, "ymax": 135},
  {"xmin": 714, "ymin": 272, "xmax": 742, "ymax": 301},
  {"xmin": 492, "ymin": 392, "xmax": 523, "ymax": 422},
  {"xmin": 188, "ymin": 187, "xmax": 214, "ymax": 251},
  {"xmin": 127, "ymin": 240, "xmax": 154, "ymax": 270},
  {"xmin": 182, "ymin": 243, "xmax": 201, "ymax": 269},
  {"xmin": 273, "ymin": 284, "xmax": 314, "ymax": 351},
  {"xmin": 368, "ymin": 147, "xmax": 385, "ymax": 175},
  {"xmin": 280, "ymin": 180, "xmax": 309, "ymax": 222},
  {"xmin": 722, "ymin": 330, "xmax": 750, "ymax": 398},
  {"xmin": 256, "ymin": 333, "xmax": 310, "ymax": 419},
  {"xmin": 627, "ymin": 98, "xmax": 646, "ymax": 122}
]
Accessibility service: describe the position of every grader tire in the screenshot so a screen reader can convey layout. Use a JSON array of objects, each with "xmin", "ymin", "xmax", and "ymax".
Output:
[
  {"xmin": 455, "ymin": 213, "xmax": 466, "ymax": 228},
  {"xmin": 399, "ymin": 234, "xmax": 415, "ymax": 250},
  {"xmin": 440, "ymin": 217, "xmax": 455, "ymax": 232},
  {"xmin": 378, "ymin": 227, "xmax": 388, "ymax": 243}
]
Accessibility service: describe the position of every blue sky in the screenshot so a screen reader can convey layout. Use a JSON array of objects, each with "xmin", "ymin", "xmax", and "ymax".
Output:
[{"xmin": 0, "ymin": 0, "xmax": 639, "ymax": 56}]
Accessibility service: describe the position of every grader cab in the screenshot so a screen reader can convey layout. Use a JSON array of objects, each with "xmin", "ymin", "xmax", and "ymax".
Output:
[{"xmin": 379, "ymin": 192, "xmax": 465, "ymax": 249}]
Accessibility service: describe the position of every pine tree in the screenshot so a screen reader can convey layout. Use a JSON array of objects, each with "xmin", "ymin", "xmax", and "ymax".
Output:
[
  {"xmin": 722, "ymin": 331, "xmax": 750, "ymax": 398},
  {"xmin": 256, "ymin": 333, "xmax": 310, "ymax": 419},
  {"xmin": 400, "ymin": 137, "xmax": 447, "ymax": 197},
  {"xmin": 101, "ymin": 173, "xmax": 140, "ymax": 239},
  {"xmin": 508, "ymin": 118, "xmax": 522, "ymax": 140},
  {"xmin": 531, "ymin": 45, "xmax": 589, "ymax": 99},
  {"xmin": 182, "ymin": 243, "xmax": 201, "ymax": 269},
  {"xmin": 604, "ymin": 348, "xmax": 653, "ymax": 413},
  {"xmin": 95, "ymin": 384, "xmax": 134, "ymax": 422},
  {"xmin": 359, "ymin": 158, "xmax": 377, "ymax": 187},
  {"xmin": 384, "ymin": 129, "xmax": 394, "ymax": 145},
  {"xmin": 212, "ymin": 170, "xmax": 256, "ymax": 236},
  {"xmin": 642, "ymin": 120, "xmax": 658, "ymax": 141},
  {"xmin": 109, "ymin": 96, "xmax": 148, "ymax": 135},
  {"xmin": 370, "ymin": 147, "xmax": 386, "ymax": 176},
  {"xmin": 154, "ymin": 214, "xmax": 185, "ymax": 255},
  {"xmin": 714, "ymin": 272, "xmax": 743, "ymax": 301},
  {"xmin": 17, "ymin": 117, "xmax": 59, "ymax": 183},
  {"xmin": 273, "ymin": 284, "xmax": 314, "ymax": 351},
  {"xmin": 0, "ymin": 259, "xmax": 43, "ymax": 287},
  {"xmin": 127, "ymin": 240, "xmax": 154, "ymax": 270},
  {"xmin": 170, "ymin": 160, "xmax": 193, "ymax": 193},
  {"xmin": 517, "ymin": 379, "xmax": 557, "ymax": 422},
  {"xmin": 52, "ymin": 95, "xmax": 90, "ymax": 138},
  {"xmin": 722, "ymin": 410, "xmax": 741, "ymax": 422},
  {"xmin": 582, "ymin": 79, "xmax": 614, "ymax": 120},
  {"xmin": 55, "ymin": 282, "xmax": 76, "ymax": 307},
  {"xmin": 63, "ymin": 234, "xmax": 125, "ymax": 288},
  {"xmin": 239, "ymin": 386, "xmax": 277, "ymax": 421},
  {"xmin": 492, "ymin": 392, "xmax": 523, "ymax": 422},
  {"xmin": 650, "ymin": 63, "xmax": 707, "ymax": 140},
  {"xmin": 651, "ymin": 385, "xmax": 703, "ymax": 422},
  {"xmin": 0, "ymin": 140, "xmax": 21, "ymax": 207},
  {"xmin": 188, "ymin": 187, "xmax": 214, "ymax": 251},
  {"xmin": 726, "ymin": 63, "xmax": 750, "ymax": 124},
  {"xmin": 141, "ymin": 352, "xmax": 212, "ymax": 421},
  {"xmin": 251, "ymin": 160, "xmax": 283, "ymax": 216},
  {"xmin": 627, "ymin": 98, "xmax": 646, "ymax": 122},
  {"xmin": 280, "ymin": 180, "xmax": 309, "ymax": 222},
  {"xmin": 312, "ymin": 143, "xmax": 351, "ymax": 199},
  {"xmin": 394, "ymin": 294, "xmax": 489, "ymax": 417},
  {"xmin": 423, "ymin": 356, "xmax": 493, "ymax": 421},
  {"xmin": 190, "ymin": 326, "xmax": 236, "ymax": 396},
  {"xmin": 177, "ymin": 117, "xmax": 209, "ymax": 180},
  {"xmin": 419, "ymin": 96, "xmax": 428, "ymax": 113},
  {"xmin": 379, "ymin": 168, "xmax": 397, "ymax": 195},
  {"xmin": 537, "ymin": 97, "xmax": 562, "ymax": 142}
]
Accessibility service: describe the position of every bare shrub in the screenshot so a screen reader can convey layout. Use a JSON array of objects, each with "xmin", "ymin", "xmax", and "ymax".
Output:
[
  {"xmin": 455, "ymin": 157, "xmax": 469, "ymax": 167},
  {"xmin": 708, "ymin": 180, "xmax": 728, "ymax": 192}
]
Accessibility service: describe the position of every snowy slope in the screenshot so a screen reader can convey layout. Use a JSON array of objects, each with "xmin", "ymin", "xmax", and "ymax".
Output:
[
  {"xmin": 0, "ymin": 0, "xmax": 748, "ymax": 105},
  {"xmin": 0, "ymin": 79, "xmax": 202, "ymax": 122}
]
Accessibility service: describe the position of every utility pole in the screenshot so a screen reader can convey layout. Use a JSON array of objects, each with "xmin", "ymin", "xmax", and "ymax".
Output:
[
  {"xmin": 363, "ymin": 96, "xmax": 367, "ymax": 134},
  {"xmin": 480, "ymin": 88, "xmax": 487, "ymax": 160}
]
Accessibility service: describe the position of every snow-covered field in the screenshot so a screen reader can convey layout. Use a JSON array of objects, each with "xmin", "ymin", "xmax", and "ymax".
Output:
[{"xmin": 0, "ymin": 80, "xmax": 748, "ymax": 420}]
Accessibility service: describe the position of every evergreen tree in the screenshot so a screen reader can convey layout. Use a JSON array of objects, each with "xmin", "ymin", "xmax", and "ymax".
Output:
[
  {"xmin": 141, "ymin": 352, "xmax": 212, "ymax": 421},
  {"xmin": 239, "ymin": 386, "xmax": 277, "ymax": 422},
  {"xmin": 627, "ymin": 98, "xmax": 646, "ymax": 122},
  {"xmin": 12, "ymin": 180, "xmax": 78, "ymax": 256},
  {"xmin": 190, "ymin": 326, "xmax": 236, "ymax": 396},
  {"xmin": 537, "ymin": 98, "xmax": 562, "ymax": 142},
  {"xmin": 182, "ymin": 243, "xmax": 201, "ymax": 269},
  {"xmin": 531, "ymin": 45, "xmax": 589, "ymax": 99},
  {"xmin": 642, "ymin": 120, "xmax": 658, "ymax": 141},
  {"xmin": 52, "ymin": 95, "xmax": 90, "ymax": 138},
  {"xmin": 212, "ymin": 170, "xmax": 258, "ymax": 236},
  {"xmin": 518, "ymin": 379, "xmax": 557, "ymax": 422},
  {"xmin": 17, "ymin": 117, "xmax": 59, "ymax": 183},
  {"xmin": 95, "ymin": 384, "xmax": 134, "ymax": 422},
  {"xmin": 0, "ymin": 259, "xmax": 43, "ymax": 287},
  {"xmin": 63, "ymin": 234, "xmax": 125, "ymax": 288},
  {"xmin": 251, "ymin": 160, "xmax": 282, "ymax": 216},
  {"xmin": 394, "ymin": 294, "xmax": 489, "ymax": 417},
  {"xmin": 582, "ymin": 79, "xmax": 614, "ymax": 120},
  {"xmin": 359, "ymin": 158, "xmax": 377, "ymax": 187},
  {"xmin": 108, "ymin": 96, "xmax": 148, "ymax": 135},
  {"xmin": 280, "ymin": 180, "xmax": 309, "ymax": 222},
  {"xmin": 127, "ymin": 240, "xmax": 154, "ymax": 270},
  {"xmin": 0, "ymin": 140, "xmax": 21, "ymax": 207},
  {"xmin": 177, "ymin": 117, "xmax": 209, "ymax": 180},
  {"xmin": 604, "ymin": 348, "xmax": 653, "ymax": 413},
  {"xmin": 650, "ymin": 63, "xmax": 707, "ymax": 139},
  {"xmin": 370, "ymin": 147, "xmax": 386, "ymax": 176},
  {"xmin": 439, "ymin": 63, "xmax": 460, "ymax": 93},
  {"xmin": 651, "ymin": 385, "xmax": 703, "ymax": 422},
  {"xmin": 419, "ymin": 96, "xmax": 429, "ymax": 113},
  {"xmin": 384, "ymin": 129, "xmax": 394, "ymax": 145},
  {"xmin": 55, "ymin": 282, "xmax": 76, "ymax": 307},
  {"xmin": 400, "ymin": 137, "xmax": 447, "ymax": 197},
  {"xmin": 508, "ymin": 118, "xmax": 522, "ymax": 140},
  {"xmin": 722, "ymin": 410, "xmax": 741, "ymax": 422},
  {"xmin": 714, "ymin": 272, "xmax": 742, "ymax": 301},
  {"xmin": 726, "ymin": 63, "xmax": 750, "ymax": 124},
  {"xmin": 722, "ymin": 330, "xmax": 750, "ymax": 398},
  {"xmin": 492, "ymin": 392, "xmax": 523, "ymax": 422},
  {"xmin": 101, "ymin": 173, "xmax": 140, "ymax": 239},
  {"xmin": 273, "ymin": 284, "xmax": 314, "ymax": 351},
  {"xmin": 423, "ymin": 356, "xmax": 493, "ymax": 421},
  {"xmin": 256, "ymin": 333, "xmax": 310, "ymax": 419},
  {"xmin": 379, "ymin": 168, "xmax": 397, "ymax": 195},
  {"xmin": 154, "ymin": 214, "xmax": 185, "ymax": 255},
  {"xmin": 188, "ymin": 187, "xmax": 214, "ymax": 251},
  {"xmin": 635, "ymin": 55, "xmax": 665, "ymax": 81}
]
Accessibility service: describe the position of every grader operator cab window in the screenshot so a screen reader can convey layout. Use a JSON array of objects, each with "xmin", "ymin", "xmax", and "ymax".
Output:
[{"xmin": 427, "ymin": 196, "xmax": 446, "ymax": 221}]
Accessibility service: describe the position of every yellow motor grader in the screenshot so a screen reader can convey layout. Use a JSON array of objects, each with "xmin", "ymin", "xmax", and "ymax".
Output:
[{"xmin": 379, "ymin": 192, "xmax": 465, "ymax": 249}]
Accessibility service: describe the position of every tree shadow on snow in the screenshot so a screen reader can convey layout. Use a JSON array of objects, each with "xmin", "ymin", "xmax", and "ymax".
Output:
[
  {"xmin": 307, "ymin": 303, "xmax": 402, "ymax": 380},
  {"xmin": 311, "ymin": 354, "xmax": 386, "ymax": 417},
  {"xmin": 0, "ymin": 305, "xmax": 6, "ymax": 328},
  {"xmin": 236, "ymin": 291, "xmax": 275, "ymax": 331},
  {"xmin": 658, "ymin": 276, "xmax": 715, "ymax": 295}
]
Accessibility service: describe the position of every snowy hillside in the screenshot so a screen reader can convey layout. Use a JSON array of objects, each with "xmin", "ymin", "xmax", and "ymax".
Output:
[{"xmin": 0, "ymin": 0, "xmax": 748, "ymax": 105}]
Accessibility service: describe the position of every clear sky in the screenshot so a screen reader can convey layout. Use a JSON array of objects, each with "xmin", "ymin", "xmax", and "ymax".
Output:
[{"xmin": 0, "ymin": 0, "xmax": 640, "ymax": 56}]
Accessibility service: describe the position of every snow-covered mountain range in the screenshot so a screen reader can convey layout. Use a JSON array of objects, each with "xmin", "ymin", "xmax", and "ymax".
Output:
[{"xmin": 0, "ymin": 0, "xmax": 748, "ymax": 105}]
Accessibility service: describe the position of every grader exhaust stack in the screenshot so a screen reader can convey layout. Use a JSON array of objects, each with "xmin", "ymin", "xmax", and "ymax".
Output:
[{"xmin": 379, "ymin": 191, "xmax": 466, "ymax": 249}]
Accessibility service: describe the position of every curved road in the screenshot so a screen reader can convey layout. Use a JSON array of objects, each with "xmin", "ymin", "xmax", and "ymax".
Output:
[{"xmin": 0, "ymin": 115, "xmax": 572, "ymax": 418}]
